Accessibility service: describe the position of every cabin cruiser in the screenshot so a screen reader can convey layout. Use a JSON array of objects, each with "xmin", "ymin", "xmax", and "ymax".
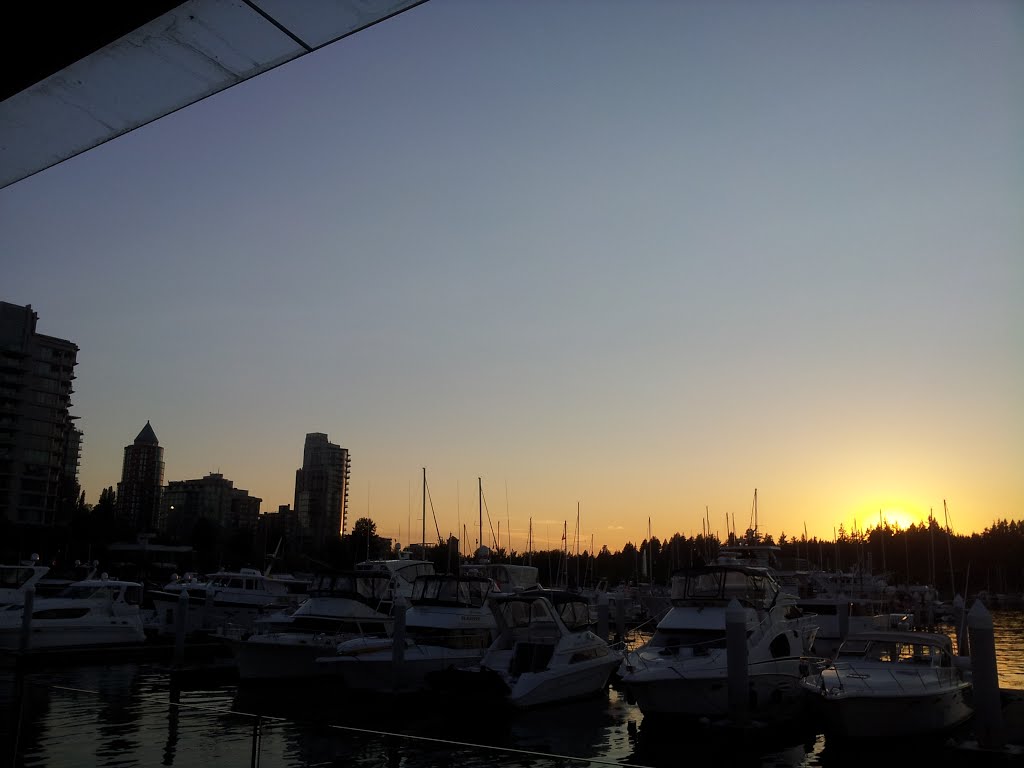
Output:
[
  {"xmin": 316, "ymin": 573, "xmax": 497, "ymax": 692},
  {"xmin": 619, "ymin": 561, "xmax": 817, "ymax": 723},
  {"xmin": 149, "ymin": 567, "xmax": 310, "ymax": 636},
  {"xmin": 800, "ymin": 630, "xmax": 973, "ymax": 740},
  {"xmin": 0, "ymin": 576, "xmax": 146, "ymax": 650},
  {"xmin": 231, "ymin": 559, "xmax": 435, "ymax": 680},
  {"xmin": 434, "ymin": 590, "xmax": 623, "ymax": 708}
]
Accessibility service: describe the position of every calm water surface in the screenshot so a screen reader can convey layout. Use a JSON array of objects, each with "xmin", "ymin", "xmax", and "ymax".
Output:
[{"xmin": 4, "ymin": 611, "xmax": 1022, "ymax": 768}]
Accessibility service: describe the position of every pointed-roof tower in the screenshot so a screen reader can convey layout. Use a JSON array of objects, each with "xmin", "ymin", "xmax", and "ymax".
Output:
[
  {"xmin": 135, "ymin": 420, "xmax": 159, "ymax": 446},
  {"xmin": 118, "ymin": 420, "xmax": 164, "ymax": 532}
]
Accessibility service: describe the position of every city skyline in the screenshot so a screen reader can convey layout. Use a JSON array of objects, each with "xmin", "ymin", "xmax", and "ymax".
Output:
[{"xmin": 2, "ymin": 1, "xmax": 1021, "ymax": 553}]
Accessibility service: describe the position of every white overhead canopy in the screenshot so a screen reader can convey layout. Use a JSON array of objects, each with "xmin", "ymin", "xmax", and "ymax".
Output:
[{"xmin": 0, "ymin": 0, "xmax": 425, "ymax": 190}]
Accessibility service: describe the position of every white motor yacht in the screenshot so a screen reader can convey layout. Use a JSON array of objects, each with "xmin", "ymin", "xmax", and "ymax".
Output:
[
  {"xmin": 316, "ymin": 573, "xmax": 497, "ymax": 693},
  {"xmin": 800, "ymin": 630, "xmax": 973, "ymax": 741},
  {"xmin": 620, "ymin": 561, "xmax": 818, "ymax": 723},
  {"xmin": 0, "ymin": 576, "xmax": 146, "ymax": 650},
  {"xmin": 438, "ymin": 591, "xmax": 623, "ymax": 709}
]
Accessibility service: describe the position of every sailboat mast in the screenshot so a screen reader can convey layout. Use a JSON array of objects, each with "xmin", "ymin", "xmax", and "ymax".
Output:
[
  {"xmin": 944, "ymin": 499, "xmax": 956, "ymax": 600},
  {"xmin": 575, "ymin": 502, "xmax": 581, "ymax": 586},
  {"xmin": 478, "ymin": 477, "xmax": 483, "ymax": 553},
  {"xmin": 421, "ymin": 467, "xmax": 426, "ymax": 557}
]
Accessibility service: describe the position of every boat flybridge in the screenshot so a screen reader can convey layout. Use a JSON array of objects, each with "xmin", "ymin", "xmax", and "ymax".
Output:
[{"xmin": 0, "ymin": 554, "xmax": 50, "ymax": 606}]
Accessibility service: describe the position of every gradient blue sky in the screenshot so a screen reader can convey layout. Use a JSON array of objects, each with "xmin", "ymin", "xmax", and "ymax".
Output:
[{"xmin": 2, "ymin": 0, "xmax": 1021, "ymax": 552}]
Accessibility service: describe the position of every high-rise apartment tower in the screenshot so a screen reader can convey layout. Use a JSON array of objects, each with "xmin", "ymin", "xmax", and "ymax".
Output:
[
  {"xmin": 116, "ymin": 421, "xmax": 164, "ymax": 532},
  {"xmin": 293, "ymin": 432, "xmax": 350, "ymax": 549},
  {"xmin": 0, "ymin": 302, "xmax": 81, "ymax": 526}
]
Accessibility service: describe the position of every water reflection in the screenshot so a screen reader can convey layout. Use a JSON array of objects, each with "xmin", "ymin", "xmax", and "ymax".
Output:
[
  {"xmin": 626, "ymin": 711, "xmax": 819, "ymax": 768},
  {"xmin": 991, "ymin": 610, "xmax": 1024, "ymax": 689}
]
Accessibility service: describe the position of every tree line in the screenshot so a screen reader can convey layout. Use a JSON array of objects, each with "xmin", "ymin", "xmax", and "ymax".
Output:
[{"xmin": 3, "ymin": 491, "xmax": 1022, "ymax": 599}]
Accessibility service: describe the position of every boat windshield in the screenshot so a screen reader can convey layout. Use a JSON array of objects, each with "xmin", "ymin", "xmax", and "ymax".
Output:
[
  {"xmin": 553, "ymin": 599, "xmax": 591, "ymax": 631},
  {"xmin": 412, "ymin": 577, "xmax": 490, "ymax": 607},
  {"xmin": 308, "ymin": 573, "xmax": 391, "ymax": 600},
  {"xmin": 672, "ymin": 567, "xmax": 777, "ymax": 607},
  {"xmin": 496, "ymin": 598, "xmax": 557, "ymax": 630},
  {"xmin": 838, "ymin": 637, "xmax": 948, "ymax": 666}
]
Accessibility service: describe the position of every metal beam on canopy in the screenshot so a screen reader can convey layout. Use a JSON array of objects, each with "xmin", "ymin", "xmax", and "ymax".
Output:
[{"xmin": 0, "ymin": 0, "xmax": 425, "ymax": 190}]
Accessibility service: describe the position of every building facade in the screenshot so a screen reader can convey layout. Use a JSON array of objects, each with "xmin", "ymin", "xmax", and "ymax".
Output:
[
  {"xmin": 0, "ymin": 302, "xmax": 81, "ymax": 526},
  {"xmin": 160, "ymin": 472, "xmax": 261, "ymax": 538},
  {"xmin": 258, "ymin": 504, "xmax": 300, "ymax": 556},
  {"xmin": 116, "ymin": 421, "xmax": 164, "ymax": 532},
  {"xmin": 293, "ymin": 432, "xmax": 350, "ymax": 550}
]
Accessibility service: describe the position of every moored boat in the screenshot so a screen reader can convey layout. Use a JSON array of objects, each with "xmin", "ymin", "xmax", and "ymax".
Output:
[
  {"xmin": 0, "ymin": 576, "xmax": 146, "ymax": 650},
  {"xmin": 231, "ymin": 559, "xmax": 435, "ymax": 681},
  {"xmin": 433, "ymin": 590, "xmax": 623, "ymax": 709},
  {"xmin": 800, "ymin": 630, "xmax": 973, "ymax": 741},
  {"xmin": 619, "ymin": 560, "xmax": 818, "ymax": 723},
  {"xmin": 316, "ymin": 573, "xmax": 497, "ymax": 693}
]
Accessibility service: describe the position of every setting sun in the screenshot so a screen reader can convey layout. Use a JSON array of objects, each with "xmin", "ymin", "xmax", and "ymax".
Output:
[
  {"xmin": 843, "ymin": 496, "xmax": 935, "ymax": 536},
  {"xmin": 878, "ymin": 507, "xmax": 919, "ymax": 531}
]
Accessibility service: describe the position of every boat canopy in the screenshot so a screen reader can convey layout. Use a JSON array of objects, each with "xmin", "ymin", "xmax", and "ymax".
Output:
[
  {"xmin": 670, "ymin": 564, "xmax": 779, "ymax": 609},
  {"xmin": 308, "ymin": 572, "xmax": 392, "ymax": 602},
  {"xmin": 459, "ymin": 563, "xmax": 539, "ymax": 592},
  {"xmin": 411, "ymin": 575, "xmax": 492, "ymax": 608}
]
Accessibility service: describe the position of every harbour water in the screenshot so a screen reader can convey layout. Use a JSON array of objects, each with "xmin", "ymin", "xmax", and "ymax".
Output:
[{"xmin": 4, "ymin": 611, "xmax": 1023, "ymax": 768}]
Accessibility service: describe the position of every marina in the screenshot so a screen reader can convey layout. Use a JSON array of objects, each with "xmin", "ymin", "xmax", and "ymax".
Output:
[{"xmin": 3, "ymin": 608, "xmax": 1023, "ymax": 767}]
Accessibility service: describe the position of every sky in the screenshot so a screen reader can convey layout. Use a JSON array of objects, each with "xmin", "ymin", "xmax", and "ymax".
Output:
[{"xmin": 2, "ymin": 0, "xmax": 1022, "ymax": 554}]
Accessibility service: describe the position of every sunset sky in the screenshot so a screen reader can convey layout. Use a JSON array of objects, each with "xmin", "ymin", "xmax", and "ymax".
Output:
[{"xmin": 2, "ymin": 1, "xmax": 1021, "ymax": 554}]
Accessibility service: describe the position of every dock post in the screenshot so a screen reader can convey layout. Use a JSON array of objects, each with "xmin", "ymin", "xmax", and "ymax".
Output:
[
  {"xmin": 837, "ymin": 595, "xmax": 850, "ymax": 642},
  {"xmin": 174, "ymin": 590, "xmax": 189, "ymax": 668},
  {"xmin": 952, "ymin": 594, "xmax": 967, "ymax": 655},
  {"xmin": 391, "ymin": 598, "xmax": 406, "ymax": 691},
  {"xmin": 18, "ymin": 588, "xmax": 33, "ymax": 654},
  {"xmin": 614, "ymin": 595, "xmax": 626, "ymax": 644},
  {"xmin": 967, "ymin": 600, "xmax": 1005, "ymax": 750},
  {"xmin": 202, "ymin": 586, "xmax": 212, "ymax": 632},
  {"xmin": 597, "ymin": 593, "xmax": 610, "ymax": 642},
  {"xmin": 726, "ymin": 598, "xmax": 749, "ymax": 726}
]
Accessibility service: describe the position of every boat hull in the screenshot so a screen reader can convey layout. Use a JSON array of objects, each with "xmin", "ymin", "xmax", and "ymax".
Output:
[
  {"xmin": 319, "ymin": 644, "xmax": 487, "ymax": 693},
  {"xmin": 232, "ymin": 633, "xmax": 346, "ymax": 680},
  {"xmin": 503, "ymin": 655, "xmax": 621, "ymax": 709},
  {"xmin": 625, "ymin": 658, "xmax": 809, "ymax": 721},
  {"xmin": 0, "ymin": 621, "xmax": 145, "ymax": 650},
  {"xmin": 807, "ymin": 683, "xmax": 973, "ymax": 740}
]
